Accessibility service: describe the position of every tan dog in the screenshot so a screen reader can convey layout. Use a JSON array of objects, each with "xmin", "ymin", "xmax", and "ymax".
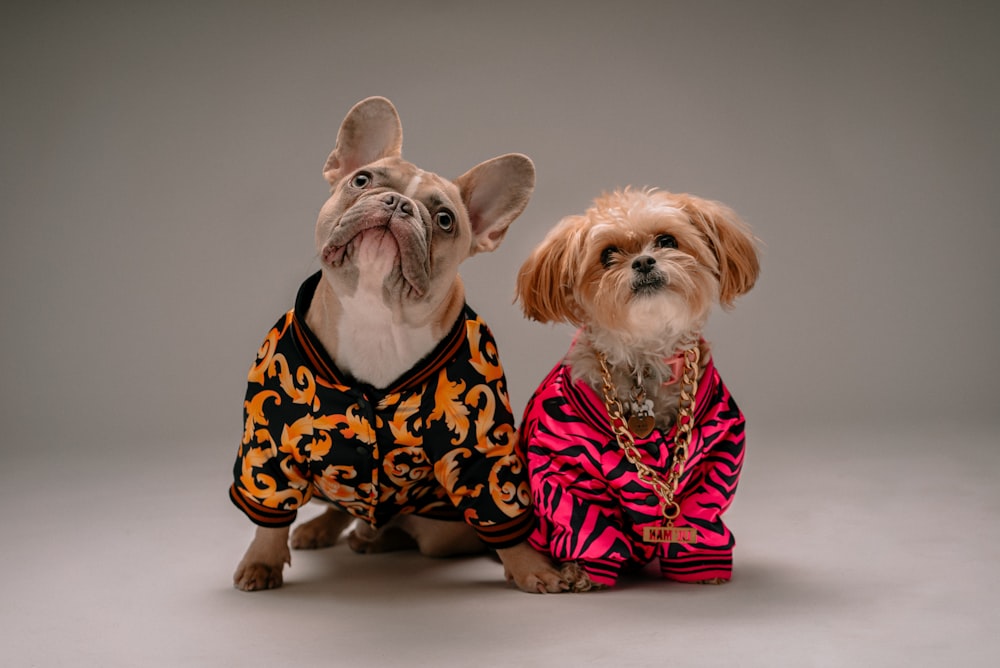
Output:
[
  {"xmin": 515, "ymin": 188, "xmax": 759, "ymax": 590},
  {"xmin": 517, "ymin": 188, "xmax": 759, "ymax": 431},
  {"xmin": 231, "ymin": 96, "xmax": 565, "ymax": 593}
]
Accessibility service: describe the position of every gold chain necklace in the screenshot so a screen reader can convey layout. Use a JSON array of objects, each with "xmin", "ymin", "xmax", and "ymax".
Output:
[{"xmin": 597, "ymin": 345, "xmax": 701, "ymax": 544}]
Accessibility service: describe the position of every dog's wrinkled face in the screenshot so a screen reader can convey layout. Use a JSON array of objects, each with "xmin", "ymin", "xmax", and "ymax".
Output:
[
  {"xmin": 516, "ymin": 188, "xmax": 759, "ymax": 346},
  {"xmin": 315, "ymin": 97, "xmax": 534, "ymax": 323},
  {"xmin": 316, "ymin": 157, "xmax": 471, "ymax": 306}
]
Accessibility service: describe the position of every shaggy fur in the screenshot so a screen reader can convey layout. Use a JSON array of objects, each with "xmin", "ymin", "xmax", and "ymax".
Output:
[
  {"xmin": 517, "ymin": 188, "xmax": 759, "ymax": 431},
  {"xmin": 516, "ymin": 188, "xmax": 759, "ymax": 590}
]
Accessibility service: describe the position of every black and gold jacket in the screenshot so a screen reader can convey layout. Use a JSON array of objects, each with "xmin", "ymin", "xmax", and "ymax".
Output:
[{"xmin": 230, "ymin": 272, "xmax": 534, "ymax": 549}]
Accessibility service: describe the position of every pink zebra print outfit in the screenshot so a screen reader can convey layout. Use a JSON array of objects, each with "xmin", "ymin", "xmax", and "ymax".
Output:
[{"xmin": 521, "ymin": 348, "xmax": 745, "ymax": 586}]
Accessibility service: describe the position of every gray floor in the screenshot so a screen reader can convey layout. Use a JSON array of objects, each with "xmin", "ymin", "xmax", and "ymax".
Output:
[{"xmin": 4, "ymin": 421, "xmax": 997, "ymax": 667}]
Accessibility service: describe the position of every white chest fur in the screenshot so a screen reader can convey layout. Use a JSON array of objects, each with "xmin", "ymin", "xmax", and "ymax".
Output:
[{"xmin": 333, "ymin": 290, "xmax": 438, "ymax": 389}]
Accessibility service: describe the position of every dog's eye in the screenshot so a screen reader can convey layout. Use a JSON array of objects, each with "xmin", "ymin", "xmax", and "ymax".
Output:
[
  {"xmin": 435, "ymin": 210, "xmax": 455, "ymax": 232},
  {"xmin": 351, "ymin": 172, "xmax": 372, "ymax": 188},
  {"xmin": 600, "ymin": 246, "xmax": 620, "ymax": 268},
  {"xmin": 655, "ymin": 234, "xmax": 678, "ymax": 249}
]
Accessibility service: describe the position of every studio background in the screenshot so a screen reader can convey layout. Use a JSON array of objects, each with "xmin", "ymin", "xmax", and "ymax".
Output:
[{"xmin": 2, "ymin": 2, "xmax": 997, "ymax": 666}]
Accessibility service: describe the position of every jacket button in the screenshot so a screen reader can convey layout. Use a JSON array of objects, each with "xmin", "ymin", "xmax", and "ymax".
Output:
[{"xmin": 356, "ymin": 446, "xmax": 368, "ymax": 456}]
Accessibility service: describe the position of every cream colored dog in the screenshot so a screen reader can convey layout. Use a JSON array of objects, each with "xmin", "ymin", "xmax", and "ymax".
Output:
[
  {"xmin": 515, "ymin": 188, "xmax": 759, "ymax": 590},
  {"xmin": 231, "ymin": 97, "xmax": 565, "ymax": 594}
]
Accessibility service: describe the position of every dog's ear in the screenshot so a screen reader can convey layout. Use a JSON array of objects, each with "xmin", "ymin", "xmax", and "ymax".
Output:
[
  {"xmin": 678, "ymin": 195, "xmax": 760, "ymax": 307},
  {"xmin": 515, "ymin": 216, "xmax": 586, "ymax": 325},
  {"xmin": 454, "ymin": 154, "xmax": 535, "ymax": 255},
  {"xmin": 323, "ymin": 96, "xmax": 403, "ymax": 185}
]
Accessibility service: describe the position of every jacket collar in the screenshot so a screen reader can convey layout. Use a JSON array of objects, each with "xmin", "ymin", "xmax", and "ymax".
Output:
[{"xmin": 289, "ymin": 271, "xmax": 470, "ymax": 395}]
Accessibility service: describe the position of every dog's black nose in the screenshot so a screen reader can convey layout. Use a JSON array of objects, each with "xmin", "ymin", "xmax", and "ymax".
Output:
[{"xmin": 632, "ymin": 255, "xmax": 657, "ymax": 274}]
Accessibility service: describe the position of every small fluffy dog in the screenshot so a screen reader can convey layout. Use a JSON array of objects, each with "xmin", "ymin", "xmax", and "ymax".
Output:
[
  {"xmin": 515, "ymin": 188, "xmax": 759, "ymax": 591},
  {"xmin": 230, "ymin": 96, "xmax": 565, "ymax": 594}
]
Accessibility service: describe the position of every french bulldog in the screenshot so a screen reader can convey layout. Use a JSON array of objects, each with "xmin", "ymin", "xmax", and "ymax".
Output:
[{"xmin": 230, "ymin": 96, "xmax": 566, "ymax": 594}]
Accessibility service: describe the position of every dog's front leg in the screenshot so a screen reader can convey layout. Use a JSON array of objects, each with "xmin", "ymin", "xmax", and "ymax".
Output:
[
  {"xmin": 233, "ymin": 525, "xmax": 291, "ymax": 591},
  {"xmin": 496, "ymin": 542, "xmax": 568, "ymax": 594}
]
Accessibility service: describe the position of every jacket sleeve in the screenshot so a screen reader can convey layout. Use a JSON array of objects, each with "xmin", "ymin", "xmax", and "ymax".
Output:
[
  {"xmin": 230, "ymin": 318, "xmax": 315, "ymax": 527},
  {"xmin": 659, "ymin": 374, "xmax": 745, "ymax": 582},
  {"xmin": 524, "ymin": 389, "xmax": 642, "ymax": 588},
  {"xmin": 426, "ymin": 319, "xmax": 535, "ymax": 549},
  {"xmin": 230, "ymin": 424, "xmax": 310, "ymax": 528}
]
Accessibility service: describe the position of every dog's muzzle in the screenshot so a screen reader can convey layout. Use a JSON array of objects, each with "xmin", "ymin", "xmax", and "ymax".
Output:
[
  {"xmin": 324, "ymin": 193, "xmax": 432, "ymax": 295},
  {"xmin": 631, "ymin": 255, "xmax": 666, "ymax": 294}
]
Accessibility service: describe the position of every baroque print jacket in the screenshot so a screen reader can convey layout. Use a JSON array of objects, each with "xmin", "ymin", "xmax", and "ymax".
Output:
[
  {"xmin": 521, "ymin": 348, "xmax": 745, "ymax": 585},
  {"xmin": 230, "ymin": 272, "xmax": 534, "ymax": 549}
]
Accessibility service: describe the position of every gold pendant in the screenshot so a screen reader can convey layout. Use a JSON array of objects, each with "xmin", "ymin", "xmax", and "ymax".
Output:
[
  {"xmin": 628, "ymin": 395, "xmax": 655, "ymax": 438},
  {"xmin": 643, "ymin": 525, "xmax": 698, "ymax": 544},
  {"xmin": 627, "ymin": 415, "xmax": 655, "ymax": 438}
]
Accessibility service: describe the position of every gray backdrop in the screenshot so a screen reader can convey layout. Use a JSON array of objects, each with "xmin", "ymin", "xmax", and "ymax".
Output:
[
  {"xmin": 3, "ymin": 3, "xmax": 1000, "ymax": 666},
  {"xmin": 2, "ymin": 0, "xmax": 997, "ymax": 453}
]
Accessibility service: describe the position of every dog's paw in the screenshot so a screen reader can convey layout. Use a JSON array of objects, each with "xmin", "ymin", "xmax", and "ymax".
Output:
[
  {"xmin": 290, "ymin": 508, "xmax": 353, "ymax": 550},
  {"xmin": 233, "ymin": 526, "xmax": 290, "ymax": 591},
  {"xmin": 496, "ymin": 542, "xmax": 568, "ymax": 593},
  {"xmin": 559, "ymin": 561, "xmax": 606, "ymax": 593},
  {"xmin": 692, "ymin": 577, "xmax": 729, "ymax": 585},
  {"xmin": 233, "ymin": 562, "xmax": 284, "ymax": 591}
]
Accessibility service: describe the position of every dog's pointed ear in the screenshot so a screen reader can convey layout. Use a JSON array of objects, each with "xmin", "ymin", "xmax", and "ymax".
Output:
[
  {"xmin": 679, "ymin": 195, "xmax": 760, "ymax": 307},
  {"xmin": 515, "ymin": 216, "xmax": 586, "ymax": 325},
  {"xmin": 454, "ymin": 154, "xmax": 535, "ymax": 255},
  {"xmin": 323, "ymin": 97, "xmax": 403, "ymax": 185}
]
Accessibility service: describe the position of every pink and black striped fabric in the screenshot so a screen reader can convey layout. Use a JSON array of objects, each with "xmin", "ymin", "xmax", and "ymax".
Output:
[{"xmin": 521, "ymin": 350, "xmax": 745, "ymax": 586}]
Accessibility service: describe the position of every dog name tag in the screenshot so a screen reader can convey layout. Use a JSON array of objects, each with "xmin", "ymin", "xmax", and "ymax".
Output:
[
  {"xmin": 628, "ymin": 398, "xmax": 655, "ymax": 438},
  {"xmin": 643, "ymin": 525, "xmax": 698, "ymax": 544}
]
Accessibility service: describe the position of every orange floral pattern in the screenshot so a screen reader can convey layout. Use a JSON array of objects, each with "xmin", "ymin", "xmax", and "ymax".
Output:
[{"xmin": 230, "ymin": 273, "xmax": 534, "ymax": 548}]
